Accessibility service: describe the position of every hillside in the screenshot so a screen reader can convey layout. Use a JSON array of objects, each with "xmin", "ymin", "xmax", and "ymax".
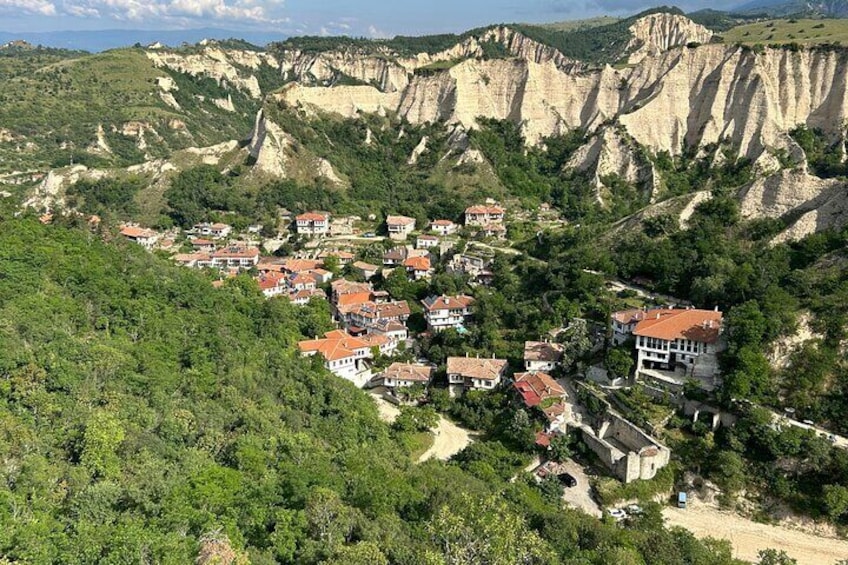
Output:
[{"xmin": 721, "ymin": 17, "xmax": 848, "ymax": 43}]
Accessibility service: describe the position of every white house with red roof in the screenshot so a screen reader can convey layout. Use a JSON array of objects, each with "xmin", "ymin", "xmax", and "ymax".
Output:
[
  {"xmin": 120, "ymin": 225, "xmax": 160, "ymax": 249},
  {"xmin": 627, "ymin": 308, "xmax": 724, "ymax": 390},
  {"xmin": 464, "ymin": 205, "xmax": 504, "ymax": 227},
  {"xmin": 380, "ymin": 363, "xmax": 433, "ymax": 389},
  {"xmin": 193, "ymin": 222, "xmax": 232, "ymax": 239},
  {"xmin": 447, "ymin": 355, "xmax": 508, "ymax": 391},
  {"xmin": 298, "ymin": 330, "xmax": 375, "ymax": 385},
  {"xmin": 210, "ymin": 246, "xmax": 260, "ymax": 269},
  {"xmin": 386, "ymin": 215, "xmax": 416, "ymax": 240},
  {"xmin": 422, "ymin": 294, "xmax": 474, "ymax": 332},
  {"xmin": 430, "ymin": 219, "xmax": 458, "ymax": 236},
  {"xmin": 523, "ymin": 341, "xmax": 565, "ymax": 372},
  {"xmin": 295, "ymin": 212, "xmax": 329, "ymax": 237},
  {"xmin": 403, "ymin": 255, "xmax": 432, "ymax": 280}
]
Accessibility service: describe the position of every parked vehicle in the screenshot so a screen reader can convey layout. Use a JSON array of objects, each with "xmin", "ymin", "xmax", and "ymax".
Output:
[
  {"xmin": 559, "ymin": 472, "xmax": 577, "ymax": 488},
  {"xmin": 626, "ymin": 504, "xmax": 644, "ymax": 515},
  {"xmin": 607, "ymin": 508, "xmax": 627, "ymax": 521},
  {"xmin": 677, "ymin": 492, "xmax": 687, "ymax": 509}
]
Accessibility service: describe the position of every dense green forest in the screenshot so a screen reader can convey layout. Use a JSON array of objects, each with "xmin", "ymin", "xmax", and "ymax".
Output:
[{"xmin": 0, "ymin": 215, "xmax": 751, "ymax": 563}]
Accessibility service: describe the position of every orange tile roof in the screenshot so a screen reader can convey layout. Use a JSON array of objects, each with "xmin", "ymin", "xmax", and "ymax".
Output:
[
  {"xmin": 387, "ymin": 215, "xmax": 415, "ymax": 227},
  {"xmin": 283, "ymin": 259, "xmax": 322, "ymax": 273},
  {"xmin": 431, "ymin": 219, "xmax": 455, "ymax": 226},
  {"xmin": 120, "ymin": 226, "xmax": 158, "ymax": 238},
  {"xmin": 296, "ymin": 212, "xmax": 328, "ymax": 222},
  {"xmin": 403, "ymin": 256, "xmax": 431, "ymax": 271},
  {"xmin": 634, "ymin": 309, "xmax": 722, "ymax": 344},
  {"xmin": 466, "ymin": 205, "xmax": 504, "ymax": 215},
  {"xmin": 513, "ymin": 372, "xmax": 566, "ymax": 407},
  {"xmin": 298, "ymin": 330, "xmax": 370, "ymax": 362},
  {"xmin": 383, "ymin": 363, "xmax": 433, "ymax": 383},
  {"xmin": 353, "ymin": 261, "xmax": 379, "ymax": 271},
  {"xmin": 211, "ymin": 246, "xmax": 260, "ymax": 259},
  {"xmin": 422, "ymin": 295, "xmax": 474, "ymax": 311},
  {"xmin": 338, "ymin": 291, "xmax": 373, "ymax": 307},
  {"xmin": 446, "ymin": 357, "xmax": 508, "ymax": 381}
]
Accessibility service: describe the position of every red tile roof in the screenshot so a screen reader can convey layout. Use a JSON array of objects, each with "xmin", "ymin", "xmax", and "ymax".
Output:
[
  {"xmin": 422, "ymin": 295, "xmax": 474, "ymax": 312},
  {"xmin": 298, "ymin": 330, "xmax": 369, "ymax": 362},
  {"xmin": 296, "ymin": 212, "xmax": 328, "ymax": 222},
  {"xmin": 120, "ymin": 226, "xmax": 158, "ymax": 238},
  {"xmin": 403, "ymin": 256, "xmax": 431, "ymax": 271},
  {"xmin": 466, "ymin": 205, "xmax": 504, "ymax": 215},
  {"xmin": 634, "ymin": 309, "xmax": 722, "ymax": 344},
  {"xmin": 386, "ymin": 215, "xmax": 415, "ymax": 227},
  {"xmin": 383, "ymin": 363, "xmax": 434, "ymax": 383},
  {"xmin": 513, "ymin": 372, "xmax": 566, "ymax": 407},
  {"xmin": 446, "ymin": 357, "xmax": 507, "ymax": 381}
]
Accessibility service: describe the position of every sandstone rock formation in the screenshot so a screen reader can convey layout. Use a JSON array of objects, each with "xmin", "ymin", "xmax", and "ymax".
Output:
[
  {"xmin": 626, "ymin": 12, "xmax": 714, "ymax": 64},
  {"xmin": 280, "ymin": 43, "xmax": 848, "ymax": 167}
]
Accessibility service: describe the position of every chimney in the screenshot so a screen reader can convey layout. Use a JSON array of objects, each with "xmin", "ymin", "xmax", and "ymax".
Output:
[
  {"xmin": 714, "ymin": 305, "xmax": 719, "ymax": 312},
  {"xmin": 656, "ymin": 313, "xmax": 660, "ymax": 320}
]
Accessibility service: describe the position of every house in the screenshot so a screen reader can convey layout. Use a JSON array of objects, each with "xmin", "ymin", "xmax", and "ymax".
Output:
[
  {"xmin": 309, "ymin": 268, "xmax": 333, "ymax": 285},
  {"xmin": 513, "ymin": 372, "xmax": 566, "ymax": 408},
  {"xmin": 173, "ymin": 253, "xmax": 210, "ymax": 268},
  {"xmin": 464, "ymin": 205, "xmax": 504, "ymax": 227},
  {"xmin": 331, "ymin": 279, "xmax": 373, "ymax": 303},
  {"xmin": 352, "ymin": 261, "xmax": 380, "ymax": 281},
  {"xmin": 381, "ymin": 363, "xmax": 433, "ymax": 389},
  {"xmin": 446, "ymin": 356, "xmax": 508, "ymax": 391},
  {"xmin": 416, "ymin": 235, "xmax": 440, "ymax": 249},
  {"xmin": 430, "ymin": 219, "xmax": 458, "ymax": 236},
  {"xmin": 282, "ymin": 259, "xmax": 323, "ymax": 274},
  {"xmin": 256, "ymin": 272, "xmax": 288, "ymax": 298},
  {"xmin": 629, "ymin": 308, "xmax": 724, "ymax": 390},
  {"xmin": 360, "ymin": 333, "xmax": 397, "ymax": 356},
  {"xmin": 319, "ymin": 250, "xmax": 355, "ymax": 265},
  {"xmin": 479, "ymin": 223, "xmax": 506, "ymax": 239},
  {"xmin": 382, "ymin": 247, "xmax": 407, "ymax": 267},
  {"xmin": 422, "ymin": 295, "xmax": 474, "ymax": 332},
  {"xmin": 288, "ymin": 289, "xmax": 326, "ymax": 306},
  {"xmin": 611, "ymin": 309, "xmax": 651, "ymax": 345},
  {"xmin": 347, "ymin": 300, "xmax": 410, "ymax": 331},
  {"xmin": 386, "ymin": 215, "xmax": 416, "ymax": 240},
  {"xmin": 190, "ymin": 238, "xmax": 216, "ymax": 252},
  {"xmin": 524, "ymin": 341, "xmax": 565, "ymax": 372},
  {"xmin": 403, "ymin": 256, "xmax": 432, "ymax": 280},
  {"xmin": 295, "ymin": 212, "xmax": 329, "ymax": 237},
  {"xmin": 193, "ymin": 222, "xmax": 232, "ymax": 239},
  {"xmin": 120, "ymin": 226, "xmax": 159, "ymax": 249},
  {"xmin": 288, "ymin": 272, "xmax": 318, "ymax": 292},
  {"xmin": 298, "ymin": 330, "xmax": 374, "ymax": 385},
  {"xmin": 210, "ymin": 246, "xmax": 260, "ymax": 269},
  {"xmin": 369, "ymin": 320, "xmax": 409, "ymax": 343}
]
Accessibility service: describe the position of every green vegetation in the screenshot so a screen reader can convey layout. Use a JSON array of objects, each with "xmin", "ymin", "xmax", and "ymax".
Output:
[
  {"xmin": 0, "ymin": 47, "xmax": 270, "ymax": 173},
  {"xmin": 721, "ymin": 18, "xmax": 848, "ymax": 46},
  {"xmin": 0, "ymin": 215, "xmax": 748, "ymax": 563}
]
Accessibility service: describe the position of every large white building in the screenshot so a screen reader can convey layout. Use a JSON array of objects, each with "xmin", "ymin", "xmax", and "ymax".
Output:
[
  {"xmin": 386, "ymin": 215, "xmax": 416, "ymax": 240},
  {"xmin": 295, "ymin": 212, "xmax": 330, "ymax": 237},
  {"xmin": 298, "ymin": 330, "xmax": 374, "ymax": 385},
  {"xmin": 622, "ymin": 308, "xmax": 724, "ymax": 390},
  {"xmin": 447, "ymin": 356, "xmax": 508, "ymax": 391},
  {"xmin": 422, "ymin": 295, "xmax": 474, "ymax": 332}
]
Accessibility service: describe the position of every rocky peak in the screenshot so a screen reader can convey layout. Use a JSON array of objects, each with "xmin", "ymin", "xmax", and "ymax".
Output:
[{"xmin": 626, "ymin": 13, "xmax": 714, "ymax": 64}]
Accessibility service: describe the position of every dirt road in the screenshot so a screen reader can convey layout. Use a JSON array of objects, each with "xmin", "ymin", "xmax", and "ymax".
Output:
[
  {"xmin": 663, "ymin": 499, "xmax": 848, "ymax": 564},
  {"xmin": 369, "ymin": 391, "xmax": 400, "ymax": 424},
  {"xmin": 418, "ymin": 416, "xmax": 474, "ymax": 462}
]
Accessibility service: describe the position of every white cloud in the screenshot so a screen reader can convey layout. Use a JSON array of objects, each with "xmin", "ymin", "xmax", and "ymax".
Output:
[
  {"xmin": 3, "ymin": 0, "xmax": 289, "ymax": 24},
  {"xmin": 367, "ymin": 24, "xmax": 389, "ymax": 39},
  {"xmin": 0, "ymin": 0, "xmax": 57, "ymax": 16}
]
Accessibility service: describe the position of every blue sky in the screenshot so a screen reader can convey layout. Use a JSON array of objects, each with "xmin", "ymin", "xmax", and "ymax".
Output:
[{"xmin": 2, "ymin": 0, "xmax": 744, "ymax": 35}]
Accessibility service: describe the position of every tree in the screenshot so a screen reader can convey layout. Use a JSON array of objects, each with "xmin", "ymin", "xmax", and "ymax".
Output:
[
  {"xmin": 325, "ymin": 542, "xmax": 388, "ymax": 565},
  {"xmin": 80, "ymin": 409, "xmax": 125, "ymax": 479},
  {"xmin": 605, "ymin": 347, "xmax": 633, "ymax": 381},
  {"xmin": 756, "ymin": 548, "xmax": 797, "ymax": 565},
  {"xmin": 823, "ymin": 484, "xmax": 848, "ymax": 521},
  {"xmin": 548, "ymin": 434, "xmax": 572, "ymax": 463}
]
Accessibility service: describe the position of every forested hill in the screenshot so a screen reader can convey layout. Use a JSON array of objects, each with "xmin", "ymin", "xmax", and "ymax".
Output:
[{"xmin": 0, "ymin": 216, "xmax": 744, "ymax": 563}]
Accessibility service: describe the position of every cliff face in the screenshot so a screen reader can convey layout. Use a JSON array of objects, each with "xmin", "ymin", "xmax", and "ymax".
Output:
[
  {"xmin": 281, "ymin": 44, "xmax": 848, "ymax": 164},
  {"xmin": 626, "ymin": 13, "xmax": 715, "ymax": 64}
]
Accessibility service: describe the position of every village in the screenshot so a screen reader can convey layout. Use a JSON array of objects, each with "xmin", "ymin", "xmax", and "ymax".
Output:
[{"xmin": 111, "ymin": 197, "xmax": 840, "ymax": 530}]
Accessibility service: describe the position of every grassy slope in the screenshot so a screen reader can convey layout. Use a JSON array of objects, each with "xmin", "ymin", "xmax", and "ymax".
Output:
[
  {"xmin": 721, "ymin": 18, "xmax": 848, "ymax": 44},
  {"xmin": 0, "ymin": 48, "xmax": 259, "ymax": 174},
  {"xmin": 539, "ymin": 16, "xmax": 621, "ymax": 32}
]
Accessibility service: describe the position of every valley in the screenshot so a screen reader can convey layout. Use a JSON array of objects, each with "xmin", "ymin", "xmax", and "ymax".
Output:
[{"xmin": 3, "ymin": 5, "xmax": 848, "ymax": 564}]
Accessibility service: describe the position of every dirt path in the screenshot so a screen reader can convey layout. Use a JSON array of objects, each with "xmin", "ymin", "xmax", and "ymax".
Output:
[
  {"xmin": 663, "ymin": 499, "xmax": 848, "ymax": 564},
  {"xmin": 418, "ymin": 416, "xmax": 473, "ymax": 462},
  {"xmin": 369, "ymin": 391, "xmax": 400, "ymax": 424}
]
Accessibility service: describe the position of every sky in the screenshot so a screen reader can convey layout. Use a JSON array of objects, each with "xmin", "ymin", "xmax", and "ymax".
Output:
[{"xmin": 1, "ymin": 0, "xmax": 747, "ymax": 36}]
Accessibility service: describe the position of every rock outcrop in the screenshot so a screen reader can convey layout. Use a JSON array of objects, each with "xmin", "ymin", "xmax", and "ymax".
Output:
[
  {"xmin": 280, "ymin": 43, "xmax": 848, "ymax": 166},
  {"xmin": 626, "ymin": 13, "xmax": 714, "ymax": 64},
  {"xmin": 737, "ymin": 169, "xmax": 848, "ymax": 242}
]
